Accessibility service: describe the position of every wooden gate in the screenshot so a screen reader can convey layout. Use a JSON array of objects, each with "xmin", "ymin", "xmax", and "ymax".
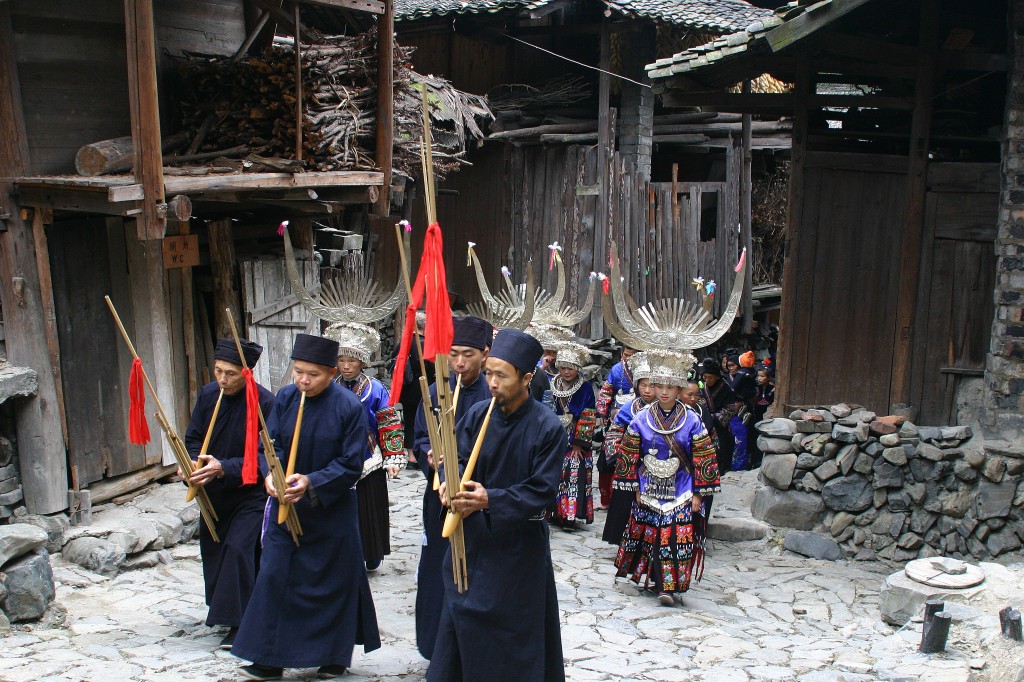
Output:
[{"xmin": 241, "ymin": 256, "xmax": 319, "ymax": 392}]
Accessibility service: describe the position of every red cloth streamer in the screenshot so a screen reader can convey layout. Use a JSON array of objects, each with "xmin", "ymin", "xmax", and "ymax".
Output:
[
  {"xmin": 241, "ymin": 368, "xmax": 260, "ymax": 485},
  {"xmin": 602, "ymin": 277, "xmax": 610, "ymax": 296},
  {"xmin": 389, "ymin": 222, "xmax": 453, "ymax": 405},
  {"xmin": 128, "ymin": 358, "xmax": 151, "ymax": 445}
]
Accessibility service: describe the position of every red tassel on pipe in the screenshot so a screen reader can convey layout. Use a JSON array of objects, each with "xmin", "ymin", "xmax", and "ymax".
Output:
[
  {"xmin": 389, "ymin": 223, "xmax": 453, "ymax": 406},
  {"xmin": 241, "ymin": 368, "xmax": 260, "ymax": 485},
  {"xmin": 128, "ymin": 358, "xmax": 151, "ymax": 445}
]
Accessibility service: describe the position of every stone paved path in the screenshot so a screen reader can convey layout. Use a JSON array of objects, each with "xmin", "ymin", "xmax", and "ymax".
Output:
[{"xmin": 0, "ymin": 470, "xmax": 1008, "ymax": 681}]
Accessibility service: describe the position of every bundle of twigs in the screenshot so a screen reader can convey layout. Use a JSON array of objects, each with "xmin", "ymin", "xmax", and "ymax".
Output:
[
  {"xmin": 486, "ymin": 75, "xmax": 591, "ymax": 113},
  {"xmin": 177, "ymin": 28, "xmax": 492, "ymax": 179}
]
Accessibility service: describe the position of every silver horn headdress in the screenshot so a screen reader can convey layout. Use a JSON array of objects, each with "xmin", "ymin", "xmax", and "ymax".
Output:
[
  {"xmin": 466, "ymin": 243, "xmax": 595, "ymax": 329},
  {"xmin": 283, "ymin": 224, "xmax": 405, "ymax": 326},
  {"xmin": 603, "ymin": 242, "xmax": 747, "ymax": 386},
  {"xmin": 465, "ymin": 246, "xmax": 536, "ymax": 329}
]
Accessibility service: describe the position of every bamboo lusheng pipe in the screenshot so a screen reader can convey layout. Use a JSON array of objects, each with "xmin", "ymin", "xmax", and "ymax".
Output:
[
  {"xmin": 224, "ymin": 309, "xmax": 302, "ymax": 545},
  {"xmin": 431, "ymin": 377, "xmax": 461, "ymax": 491},
  {"xmin": 103, "ymin": 296, "xmax": 220, "ymax": 541},
  {"xmin": 441, "ymin": 397, "xmax": 496, "ymax": 539},
  {"xmin": 277, "ymin": 391, "xmax": 306, "ymax": 525},
  {"xmin": 186, "ymin": 387, "xmax": 224, "ymax": 502}
]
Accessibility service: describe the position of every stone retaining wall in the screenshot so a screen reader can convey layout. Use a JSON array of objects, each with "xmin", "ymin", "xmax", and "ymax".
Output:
[{"xmin": 752, "ymin": 403, "xmax": 1024, "ymax": 561}]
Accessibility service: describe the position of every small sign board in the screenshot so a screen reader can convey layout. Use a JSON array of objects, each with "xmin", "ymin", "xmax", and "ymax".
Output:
[{"xmin": 162, "ymin": 234, "xmax": 199, "ymax": 269}]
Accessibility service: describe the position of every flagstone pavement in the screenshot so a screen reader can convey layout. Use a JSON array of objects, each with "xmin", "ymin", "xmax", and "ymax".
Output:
[{"xmin": 0, "ymin": 469, "xmax": 1014, "ymax": 681}]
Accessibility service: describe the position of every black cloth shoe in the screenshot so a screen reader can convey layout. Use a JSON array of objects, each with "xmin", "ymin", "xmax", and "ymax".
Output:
[
  {"xmin": 219, "ymin": 627, "xmax": 238, "ymax": 650},
  {"xmin": 239, "ymin": 663, "xmax": 283, "ymax": 680},
  {"xmin": 317, "ymin": 664, "xmax": 348, "ymax": 678},
  {"xmin": 365, "ymin": 558, "xmax": 382, "ymax": 572}
]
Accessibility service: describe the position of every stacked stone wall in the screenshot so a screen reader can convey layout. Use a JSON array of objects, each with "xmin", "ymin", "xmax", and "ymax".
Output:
[{"xmin": 753, "ymin": 403, "xmax": 1024, "ymax": 561}]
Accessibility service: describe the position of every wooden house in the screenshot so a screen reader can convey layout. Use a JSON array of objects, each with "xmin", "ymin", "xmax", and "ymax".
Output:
[
  {"xmin": 647, "ymin": 0, "xmax": 1022, "ymax": 434},
  {"xmin": 391, "ymin": 0, "xmax": 787, "ymax": 335},
  {"xmin": 0, "ymin": 0, "xmax": 395, "ymax": 515}
]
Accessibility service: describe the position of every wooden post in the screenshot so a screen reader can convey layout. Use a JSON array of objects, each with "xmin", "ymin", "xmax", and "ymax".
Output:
[
  {"xmin": 1000, "ymin": 606, "xmax": 1024, "ymax": 641},
  {"xmin": 124, "ymin": 0, "xmax": 166, "ymax": 242},
  {"xmin": 374, "ymin": 0, "xmax": 394, "ymax": 215},
  {"xmin": 179, "ymin": 220, "xmax": 199, "ymax": 405},
  {"xmin": 774, "ymin": 59, "xmax": 812, "ymax": 413},
  {"xmin": 208, "ymin": 219, "xmax": 243, "ymax": 339},
  {"xmin": 293, "ymin": 1, "xmax": 303, "ymax": 163},
  {"xmin": 741, "ymin": 80, "xmax": 754, "ymax": 334},
  {"xmin": 593, "ymin": 19, "xmax": 612, "ymax": 336},
  {"xmin": 919, "ymin": 611, "xmax": 951, "ymax": 653},
  {"xmin": 889, "ymin": 1, "xmax": 938, "ymax": 412},
  {"xmin": 0, "ymin": 6, "xmax": 69, "ymax": 514}
]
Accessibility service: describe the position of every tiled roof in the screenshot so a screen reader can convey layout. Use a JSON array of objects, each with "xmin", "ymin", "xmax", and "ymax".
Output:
[
  {"xmin": 396, "ymin": 0, "xmax": 771, "ymax": 31},
  {"xmin": 603, "ymin": 1, "xmax": 772, "ymax": 34},
  {"xmin": 395, "ymin": 0, "xmax": 556, "ymax": 21},
  {"xmin": 646, "ymin": 0, "xmax": 873, "ymax": 84}
]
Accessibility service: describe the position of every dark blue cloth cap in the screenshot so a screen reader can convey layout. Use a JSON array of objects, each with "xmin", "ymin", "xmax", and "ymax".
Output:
[
  {"xmin": 214, "ymin": 338, "xmax": 263, "ymax": 368},
  {"xmin": 489, "ymin": 328, "xmax": 543, "ymax": 375},
  {"xmin": 452, "ymin": 315, "xmax": 493, "ymax": 351},
  {"xmin": 291, "ymin": 333, "xmax": 339, "ymax": 367}
]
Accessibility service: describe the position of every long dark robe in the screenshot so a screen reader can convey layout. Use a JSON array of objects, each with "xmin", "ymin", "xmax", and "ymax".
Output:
[
  {"xmin": 231, "ymin": 382, "xmax": 381, "ymax": 669},
  {"xmin": 427, "ymin": 396, "xmax": 566, "ymax": 682},
  {"xmin": 413, "ymin": 373, "xmax": 491, "ymax": 660},
  {"xmin": 184, "ymin": 381, "xmax": 274, "ymax": 628}
]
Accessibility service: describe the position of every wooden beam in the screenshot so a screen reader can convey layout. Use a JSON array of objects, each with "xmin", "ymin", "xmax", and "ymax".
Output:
[
  {"xmin": 660, "ymin": 91, "xmax": 794, "ymax": 112},
  {"xmin": 251, "ymin": 0, "xmax": 316, "ymax": 43},
  {"xmin": 741, "ymin": 80, "xmax": 754, "ymax": 334},
  {"xmin": 374, "ymin": 0, "xmax": 394, "ymax": 215},
  {"xmin": 890, "ymin": 1, "xmax": 939, "ymax": 411},
  {"xmin": 774, "ymin": 59, "xmax": 811, "ymax": 414},
  {"xmin": 819, "ymin": 31, "xmax": 918, "ymax": 65},
  {"xmin": 593, "ymin": 18, "xmax": 612, "ymax": 336},
  {"xmin": 207, "ymin": 219, "xmax": 243, "ymax": 340},
  {"xmin": 764, "ymin": 0, "xmax": 875, "ymax": 54},
  {"xmin": 0, "ymin": 5, "xmax": 69, "ymax": 514},
  {"xmin": 302, "ymin": 0, "xmax": 385, "ymax": 14},
  {"xmin": 124, "ymin": 0, "xmax": 166, "ymax": 241},
  {"xmin": 30, "ymin": 210, "xmax": 70, "ymax": 451},
  {"xmin": 164, "ymin": 170, "xmax": 384, "ymax": 194},
  {"xmin": 17, "ymin": 186, "xmax": 142, "ymax": 216}
]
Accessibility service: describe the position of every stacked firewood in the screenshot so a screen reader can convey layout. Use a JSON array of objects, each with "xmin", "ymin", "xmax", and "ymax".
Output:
[{"xmin": 177, "ymin": 29, "xmax": 491, "ymax": 178}]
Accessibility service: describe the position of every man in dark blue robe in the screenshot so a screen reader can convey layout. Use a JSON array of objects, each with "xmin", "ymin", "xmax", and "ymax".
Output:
[
  {"xmin": 183, "ymin": 339, "xmax": 274, "ymax": 649},
  {"xmin": 428, "ymin": 328, "xmax": 566, "ymax": 682},
  {"xmin": 414, "ymin": 316, "xmax": 493, "ymax": 660},
  {"xmin": 232, "ymin": 334, "xmax": 381, "ymax": 681}
]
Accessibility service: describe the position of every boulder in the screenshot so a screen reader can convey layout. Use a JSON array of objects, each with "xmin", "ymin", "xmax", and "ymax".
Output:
[
  {"xmin": 863, "ymin": 441, "xmax": 884, "ymax": 457},
  {"xmin": 804, "ymin": 434, "xmax": 831, "ymax": 455},
  {"xmin": 784, "ymin": 531, "xmax": 842, "ymax": 560},
  {"xmin": 908, "ymin": 458, "xmax": 935, "ymax": 483},
  {"xmin": 756, "ymin": 418, "xmax": 796, "ymax": 438},
  {"xmin": 0, "ymin": 548, "xmax": 54, "ymax": 622},
  {"xmin": 813, "ymin": 459, "xmax": 840, "ymax": 482},
  {"xmin": 985, "ymin": 528, "xmax": 1022, "ymax": 557},
  {"xmin": 879, "ymin": 568, "xmax": 986, "ymax": 626},
  {"xmin": 796, "ymin": 420, "xmax": 832, "ymax": 434},
  {"xmin": 876, "ymin": 415, "xmax": 907, "ymax": 427},
  {"xmin": 916, "ymin": 442, "xmax": 945, "ymax": 462},
  {"xmin": 897, "ymin": 532, "xmax": 924, "ymax": 550},
  {"xmin": 760, "ymin": 454, "xmax": 798, "ymax": 489},
  {"xmin": 706, "ymin": 517, "xmax": 770, "ymax": 542},
  {"xmin": 898, "ymin": 421, "xmax": 919, "ymax": 438},
  {"xmin": 796, "ymin": 453, "xmax": 825, "ymax": 470},
  {"xmin": 794, "ymin": 473, "xmax": 822, "ymax": 493},
  {"xmin": 870, "ymin": 420, "xmax": 898, "ymax": 437},
  {"xmin": 882, "ymin": 447, "xmax": 908, "ymax": 466},
  {"xmin": 757, "ymin": 436, "xmax": 795, "ymax": 454},
  {"xmin": 879, "ymin": 433, "xmax": 901, "ymax": 447},
  {"xmin": 965, "ymin": 448, "xmax": 986, "ymax": 468},
  {"xmin": 806, "ymin": 409, "xmax": 837, "ymax": 423},
  {"xmin": 909, "ymin": 509, "xmax": 938, "ymax": 535},
  {"xmin": 0, "ymin": 524, "xmax": 48, "ymax": 568},
  {"xmin": 941, "ymin": 489, "xmax": 973, "ymax": 518},
  {"xmin": 918, "ymin": 426, "xmax": 943, "ymax": 442},
  {"xmin": 830, "ymin": 511, "xmax": 856, "ymax": 537},
  {"xmin": 63, "ymin": 537, "xmax": 126, "ymax": 578},
  {"xmin": 981, "ymin": 457, "xmax": 1007, "ymax": 483},
  {"xmin": 836, "ymin": 444, "xmax": 859, "ymax": 475},
  {"xmin": 888, "ymin": 490, "xmax": 912, "ymax": 512},
  {"xmin": 976, "ymin": 478, "xmax": 1016, "ymax": 520},
  {"xmin": 832, "ymin": 423, "xmax": 868, "ymax": 443},
  {"xmin": 954, "ymin": 460, "xmax": 978, "ymax": 482},
  {"xmin": 0, "ymin": 486, "xmax": 23, "ymax": 506},
  {"xmin": 872, "ymin": 460, "xmax": 904, "ymax": 489},
  {"xmin": 851, "ymin": 410, "xmax": 877, "ymax": 423},
  {"xmin": 852, "ymin": 452, "xmax": 875, "ymax": 475},
  {"xmin": 941, "ymin": 425, "xmax": 972, "ymax": 441},
  {"xmin": 821, "ymin": 474, "xmax": 874, "ymax": 513},
  {"xmin": 751, "ymin": 486, "xmax": 825, "ymax": 531},
  {"xmin": 15, "ymin": 515, "xmax": 70, "ymax": 555},
  {"xmin": 830, "ymin": 403, "xmax": 852, "ymax": 418}
]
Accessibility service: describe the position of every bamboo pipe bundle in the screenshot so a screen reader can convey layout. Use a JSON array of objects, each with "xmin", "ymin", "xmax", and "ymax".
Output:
[
  {"xmin": 441, "ymin": 397, "xmax": 496, "ymax": 539},
  {"xmin": 435, "ymin": 359, "xmax": 468, "ymax": 592},
  {"xmin": 186, "ymin": 387, "xmax": 224, "ymax": 503},
  {"xmin": 277, "ymin": 391, "xmax": 306, "ymax": 525},
  {"xmin": 103, "ymin": 296, "xmax": 220, "ymax": 542},
  {"xmin": 224, "ymin": 310, "xmax": 302, "ymax": 545}
]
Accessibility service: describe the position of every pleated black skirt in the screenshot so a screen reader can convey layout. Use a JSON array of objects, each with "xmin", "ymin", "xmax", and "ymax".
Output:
[
  {"xmin": 601, "ymin": 488, "xmax": 634, "ymax": 546},
  {"xmin": 356, "ymin": 468, "xmax": 391, "ymax": 564}
]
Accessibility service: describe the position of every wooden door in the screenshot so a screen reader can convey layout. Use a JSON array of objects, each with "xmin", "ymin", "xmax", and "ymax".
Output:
[
  {"xmin": 240, "ymin": 256, "xmax": 319, "ymax": 392},
  {"xmin": 781, "ymin": 152, "xmax": 908, "ymax": 413}
]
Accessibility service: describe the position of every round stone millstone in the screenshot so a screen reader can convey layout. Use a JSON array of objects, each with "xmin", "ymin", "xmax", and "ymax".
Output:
[{"xmin": 905, "ymin": 557, "xmax": 985, "ymax": 589}]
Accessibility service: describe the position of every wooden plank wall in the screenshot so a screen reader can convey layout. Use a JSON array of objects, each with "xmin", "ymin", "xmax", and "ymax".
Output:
[
  {"xmin": 9, "ymin": 0, "xmax": 130, "ymax": 174},
  {"xmin": 783, "ymin": 152, "xmax": 908, "ymax": 414},
  {"xmin": 241, "ymin": 256, "xmax": 319, "ymax": 392}
]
